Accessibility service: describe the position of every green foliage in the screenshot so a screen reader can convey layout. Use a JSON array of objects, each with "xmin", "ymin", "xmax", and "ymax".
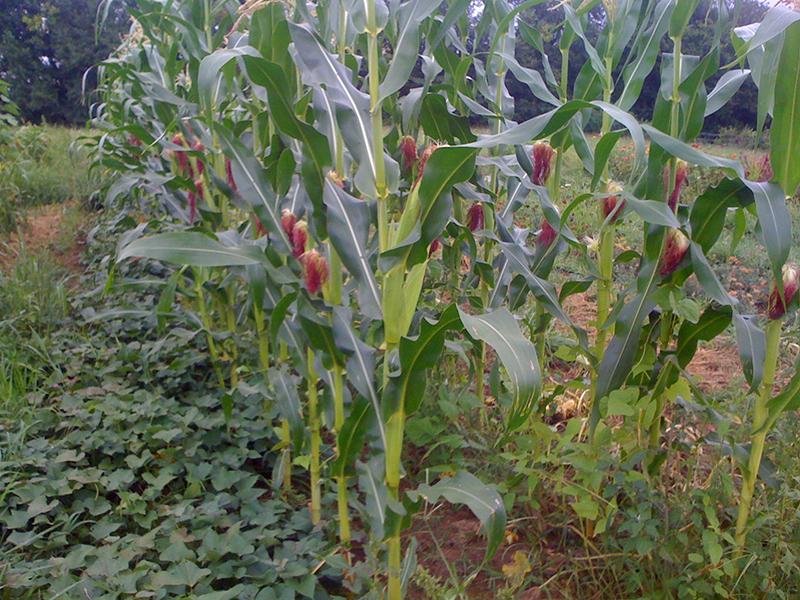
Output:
[
  {"xmin": 11, "ymin": 0, "xmax": 797, "ymax": 597},
  {"xmin": 0, "ymin": 0, "xmax": 130, "ymax": 125}
]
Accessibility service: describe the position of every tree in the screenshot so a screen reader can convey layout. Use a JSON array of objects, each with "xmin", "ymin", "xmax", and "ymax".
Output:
[{"xmin": 0, "ymin": 0, "xmax": 130, "ymax": 125}]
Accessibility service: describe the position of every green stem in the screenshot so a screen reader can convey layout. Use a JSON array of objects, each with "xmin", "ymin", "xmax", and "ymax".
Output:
[
  {"xmin": 385, "ymin": 406, "xmax": 404, "ymax": 600},
  {"xmin": 593, "ymin": 226, "xmax": 615, "ymax": 366},
  {"xmin": 332, "ymin": 363, "xmax": 351, "ymax": 545},
  {"xmin": 254, "ymin": 304, "xmax": 270, "ymax": 374},
  {"xmin": 195, "ymin": 273, "xmax": 225, "ymax": 390},
  {"xmin": 308, "ymin": 348, "xmax": 321, "ymax": 524},
  {"xmin": 735, "ymin": 319, "xmax": 782, "ymax": 550},
  {"xmin": 337, "ymin": 475, "xmax": 351, "ymax": 545},
  {"xmin": 366, "ymin": 0, "xmax": 388, "ymax": 252}
]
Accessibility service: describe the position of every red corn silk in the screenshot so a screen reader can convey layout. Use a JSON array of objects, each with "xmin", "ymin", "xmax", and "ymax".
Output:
[
  {"xmin": 399, "ymin": 136, "xmax": 418, "ymax": 171},
  {"xmin": 226, "ymin": 159, "xmax": 237, "ymax": 192},
  {"xmin": 531, "ymin": 141, "xmax": 555, "ymax": 186},
  {"xmin": 301, "ymin": 250, "xmax": 329, "ymax": 295},
  {"xmin": 188, "ymin": 191, "xmax": 197, "ymax": 222},
  {"xmin": 666, "ymin": 160, "xmax": 688, "ymax": 212},
  {"xmin": 602, "ymin": 182, "xmax": 625, "ymax": 222},
  {"xmin": 745, "ymin": 153, "xmax": 774, "ymax": 183},
  {"xmin": 768, "ymin": 263, "xmax": 799, "ymax": 320},
  {"xmin": 281, "ymin": 209, "xmax": 297, "ymax": 239},
  {"xmin": 466, "ymin": 203, "xmax": 485, "ymax": 232},
  {"xmin": 292, "ymin": 220, "xmax": 309, "ymax": 258},
  {"xmin": 129, "ymin": 135, "xmax": 142, "ymax": 147},
  {"xmin": 536, "ymin": 217, "xmax": 558, "ymax": 249},
  {"xmin": 416, "ymin": 143, "xmax": 439, "ymax": 185},
  {"xmin": 172, "ymin": 134, "xmax": 193, "ymax": 177},
  {"xmin": 659, "ymin": 229, "xmax": 690, "ymax": 276},
  {"xmin": 428, "ymin": 238, "xmax": 442, "ymax": 257},
  {"xmin": 193, "ymin": 178, "xmax": 205, "ymax": 199}
]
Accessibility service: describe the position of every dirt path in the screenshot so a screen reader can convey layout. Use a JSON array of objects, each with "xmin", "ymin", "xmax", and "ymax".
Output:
[{"xmin": 0, "ymin": 202, "xmax": 85, "ymax": 275}]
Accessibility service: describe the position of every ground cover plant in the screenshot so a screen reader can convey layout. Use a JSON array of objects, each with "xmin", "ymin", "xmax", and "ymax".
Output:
[{"xmin": 2, "ymin": 0, "xmax": 800, "ymax": 597}]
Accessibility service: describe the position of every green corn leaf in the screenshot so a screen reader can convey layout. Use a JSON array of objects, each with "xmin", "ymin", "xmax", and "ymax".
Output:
[
  {"xmin": 382, "ymin": 304, "xmax": 462, "ymax": 418},
  {"xmin": 332, "ymin": 397, "xmax": 372, "ymax": 477},
  {"xmin": 689, "ymin": 178, "xmax": 753, "ymax": 253},
  {"xmin": 379, "ymin": 0, "xmax": 443, "ymax": 102},
  {"xmin": 690, "ymin": 243, "xmax": 738, "ymax": 307},
  {"xmin": 618, "ymin": 0, "xmax": 673, "ymax": 111},
  {"xmin": 215, "ymin": 128, "xmax": 291, "ymax": 251},
  {"xmin": 243, "ymin": 56, "xmax": 331, "ymax": 233},
  {"xmin": 117, "ymin": 232, "xmax": 267, "ymax": 267},
  {"xmin": 770, "ymin": 21, "xmax": 800, "ymax": 197},
  {"xmin": 407, "ymin": 472, "xmax": 506, "ymax": 559},
  {"xmin": 759, "ymin": 358, "xmax": 800, "ymax": 435},
  {"xmin": 705, "ymin": 69, "xmax": 750, "ymax": 117},
  {"xmin": 676, "ymin": 305, "xmax": 733, "ymax": 368},
  {"xmin": 270, "ymin": 367, "xmax": 305, "ymax": 454},
  {"xmin": 669, "ymin": 0, "xmax": 701, "ymax": 38},
  {"xmin": 458, "ymin": 308, "xmax": 541, "ymax": 431},
  {"xmin": 323, "ymin": 179, "xmax": 383, "ymax": 319},
  {"xmin": 333, "ymin": 307, "xmax": 386, "ymax": 449},
  {"xmin": 733, "ymin": 313, "xmax": 766, "ymax": 391},
  {"xmin": 198, "ymin": 46, "xmax": 259, "ymax": 110}
]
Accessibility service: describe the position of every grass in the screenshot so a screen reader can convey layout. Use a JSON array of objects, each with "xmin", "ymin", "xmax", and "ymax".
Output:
[{"xmin": 11, "ymin": 125, "xmax": 97, "ymax": 206}]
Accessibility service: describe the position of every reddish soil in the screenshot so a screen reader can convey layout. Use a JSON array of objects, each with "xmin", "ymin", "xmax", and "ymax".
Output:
[{"xmin": 0, "ymin": 202, "xmax": 85, "ymax": 277}]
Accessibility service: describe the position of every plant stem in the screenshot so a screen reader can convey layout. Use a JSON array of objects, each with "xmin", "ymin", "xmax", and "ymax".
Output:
[
  {"xmin": 385, "ymin": 407, "xmax": 405, "ymax": 600},
  {"xmin": 648, "ymin": 34, "xmax": 683, "ymax": 453},
  {"xmin": 366, "ymin": 0, "xmax": 388, "ymax": 252},
  {"xmin": 307, "ymin": 348, "xmax": 321, "ymax": 525},
  {"xmin": 735, "ymin": 318, "xmax": 782, "ymax": 550},
  {"xmin": 195, "ymin": 273, "xmax": 225, "ymax": 390},
  {"xmin": 593, "ymin": 226, "xmax": 615, "ymax": 366},
  {"xmin": 331, "ymin": 363, "xmax": 351, "ymax": 544}
]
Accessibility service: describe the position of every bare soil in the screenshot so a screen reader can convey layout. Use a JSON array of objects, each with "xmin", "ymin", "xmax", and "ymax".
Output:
[{"xmin": 0, "ymin": 202, "xmax": 85, "ymax": 276}]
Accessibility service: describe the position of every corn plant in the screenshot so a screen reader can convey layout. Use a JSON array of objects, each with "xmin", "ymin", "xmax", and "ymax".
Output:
[{"xmin": 89, "ymin": 0, "xmax": 800, "ymax": 594}]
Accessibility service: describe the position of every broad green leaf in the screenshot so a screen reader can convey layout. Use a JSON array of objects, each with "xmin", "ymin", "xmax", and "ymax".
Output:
[
  {"xmin": 676, "ymin": 305, "xmax": 733, "ymax": 368},
  {"xmin": 333, "ymin": 307, "xmax": 386, "ymax": 449},
  {"xmin": 117, "ymin": 232, "xmax": 267, "ymax": 267},
  {"xmin": 618, "ymin": 0, "xmax": 673, "ymax": 111},
  {"xmin": 770, "ymin": 21, "xmax": 800, "ymax": 197},
  {"xmin": 689, "ymin": 178, "xmax": 752, "ymax": 253},
  {"xmin": 750, "ymin": 181, "xmax": 792, "ymax": 278},
  {"xmin": 332, "ymin": 397, "xmax": 372, "ymax": 477},
  {"xmin": 499, "ymin": 242, "xmax": 589, "ymax": 353},
  {"xmin": 271, "ymin": 367, "xmax": 305, "ymax": 454},
  {"xmin": 407, "ymin": 472, "xmax": 506, "ymax": 558},
  {"xmin": 357, "ymin": 457, "xmax": 389, "ymax": 538},
  {"xmin": 458, "ymin": 308, "xmax": 541, "ymax": 431},
  {"xmin": 690, "ymin": 243, "xmax": 738, "ymax": 307},
  {"xmin": 243, "ymin": 56, "xmax": 331, "ymax": 223},
  {"xmin": 379, "ymin": 0, "xmax": 443, "ymax": 102},
  {"xmin": 215, "ymin": 128, "xmax": 291, "ymax": 250},
  {"xmin": 669, "ymin": 0, "xmax": 700, "ymax": 38},
  {"xmin": 419, "ymin": 93, "xmax": 476, "ymax": 144},
  {"xmin": 382, "ymin": 304, "xmax": 463, "ymax": 418},
  {"xmin": 760, "ymin": 358, "xmax": 800, "ymax": 434},
  {"xmin": 499, "ymin": 51, "xmax": 561, "ymax": 107},
  {"xmin": 705, "ymin": 69, "xmax": 750, "ymax": 117},
  {"xmin": 733, "ymin": 312, "xmax": 765, "ymax": 390},
  {"xmin": 288, "ymin": 22, "xmax": 396, "ymax": 197},
  {"xmin": 198, "ymin": 46, "xmax": 259, "ymax": 110},
  {"xmin": 735, "ymin": 5, "xmax": 800, "ymax": 57},
  {"xmin": 323, "ymin": 179, "xmax": 383, "ymax": 319}
]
